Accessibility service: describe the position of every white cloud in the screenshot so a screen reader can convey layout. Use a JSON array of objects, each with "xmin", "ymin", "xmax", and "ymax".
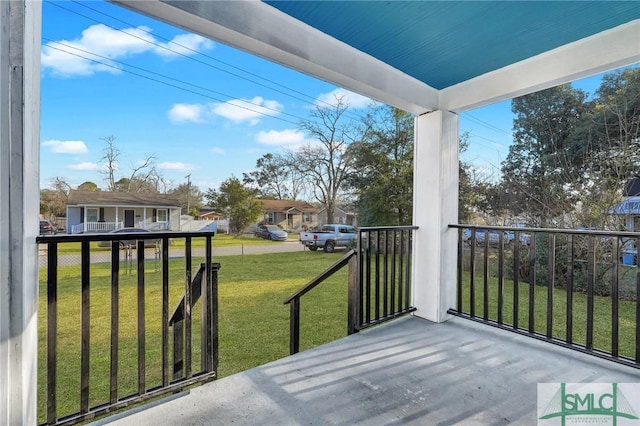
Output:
[
  {"xmin": 255, "ymin": 129, "xmax": 311, "ymax": 149},
  {"xmin": 211, "ymin": 147, "xmax": 225, "ymax": 155},
  {"xmin": 316, "ymin": 88, "xmax": 373, "ymax": 109},
  {"xmin": 157, "ymin": 162, "xmax": 196, "ymax": 171},
  {"xmin": 42, "ymin": 24, "xmax": 213, "ymax": 77},
  {"xmin": 212, "ymin": 97, "xmax": 283, "ymax": 125},
  {"xmin": 42, "ymin": 139, "xmax": 88, "ymax": 154},
  {"xmin": 68, "ymin": 162, "xmax": 101, "ymax": 171},
  {"xmin": 168, "ymin": 103, "xmax": 205, "ymax": 123},
  {"xmin": 154, "ymin": 34, "xmax": 214, "ymax": 58}
]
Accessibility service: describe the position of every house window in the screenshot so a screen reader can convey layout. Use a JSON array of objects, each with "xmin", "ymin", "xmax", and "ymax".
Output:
[
  {"xmin": 303, "ymin": 213, "xmax": 312, "ymax": 223},
  {"xmin": 267, "ymin": 212, "xmax": 275, "ymax": 223},
  {"xmin": 157, "ymin": 209, "xmax": 168, "ymax": 222},
  {"xmin": 87, "ymin": 208, "xmax": 99, "ymax": 223}
]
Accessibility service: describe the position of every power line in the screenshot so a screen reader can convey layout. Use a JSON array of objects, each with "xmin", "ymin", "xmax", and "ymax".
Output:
[
  {"xmin": 467, "ymin": 132, "xmax": 511, "ymax": 149},
  {"xmin": 43, "ymin": 41, "xmax": 302, "ymax": 125},
  {"xmin": 462, "ymin": 112, "xmax": 511, "ymax": 135},
  {"xmin": 46, "ymin": 0, "xmax": 367, "ymax": 121},
  {"xmin": 43, "ymin": 37, "xmax": 306, "ymax": 123}
]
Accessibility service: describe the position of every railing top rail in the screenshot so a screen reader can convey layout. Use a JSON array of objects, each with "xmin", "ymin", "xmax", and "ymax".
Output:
[
  {"xmin": 450, "ymin": 224, "xmax": 640, "ymax": 239},
  {"xmin": 357, "ymin": 225, "xmax": 419, "ymax": 232},
  {"xmin": 284, "ymin": 249, "xmax": 357, "ymax": 305},
  {"xmin": 36, "ymin": 231, "xmax": 215, "ymax": 244}
]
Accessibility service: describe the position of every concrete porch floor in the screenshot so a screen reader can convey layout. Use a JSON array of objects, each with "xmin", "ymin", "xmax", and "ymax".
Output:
[{"xmin": 97, "ymin": 316, "xmax": 640, "ymax": 425}]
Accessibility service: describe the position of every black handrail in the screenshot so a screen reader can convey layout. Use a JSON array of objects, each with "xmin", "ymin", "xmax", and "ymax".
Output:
[
  {"xmin": 36, "ymin": 231, "xmax": 218, "ymax": 426},
  {"xmin": 284, "ymin": 249, "xmax": 357, "ymax": 355},
  {"xmin": 357, "ymin": 226, "xmax": 418, "ymax": 330},
  {"xmin": 284, "ymin": 225, "xmax": 419, "ymax": 356},
  {"xmin": 449, "ymin": 223, "xmax": 640, "ymax": 369}
]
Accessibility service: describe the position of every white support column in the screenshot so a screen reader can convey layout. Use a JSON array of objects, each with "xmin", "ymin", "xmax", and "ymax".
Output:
[
  {"xmin": 0, "ymin": 1, "xmax": 42, "ymax": 424},
  {"xmin": 412, "ymin": 111, "xmax": 459, "ymax": 323}
]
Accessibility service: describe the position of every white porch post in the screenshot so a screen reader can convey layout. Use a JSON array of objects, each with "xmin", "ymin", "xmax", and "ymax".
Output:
[
  {"xmin": 412, "ymin": 110, "xmax": 458, "ymax": 323},
  {"xmin": 0, "ymin": 1, "xmax": 41, "ymax": 424},
  {"xmin": 83, "ymin": 205, "xmax": 88, "ymax": 232},
  {"xmin": 143, "ymin": 208, "xmax": 147, "ymax": 229}
]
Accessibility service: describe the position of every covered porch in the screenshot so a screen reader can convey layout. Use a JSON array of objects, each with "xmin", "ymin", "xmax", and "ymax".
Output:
[
  {"xmin": 100, "ymin": 315, "xmax": 640, "ymax": 425},
  {"xmin": 2, "ymin": 1, "xmax": 639, "ymax": 425},
  {"xmin": 65, "ymin": 190, "xmax": 182, "ymax": 234}
]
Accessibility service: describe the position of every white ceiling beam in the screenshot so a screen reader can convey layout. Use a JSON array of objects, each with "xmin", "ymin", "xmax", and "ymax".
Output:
[
  {"xmin": 440, "ymin": 20, "xmax": 640, "ymax": 113},
  {"xmin": 113, "ymin": 0, "xmax": 439, "ymax": 114}
]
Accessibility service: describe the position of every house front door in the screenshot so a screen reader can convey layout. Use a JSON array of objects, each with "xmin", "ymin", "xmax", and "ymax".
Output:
[{"xmin": 124, "ymin": 210, "xmax": 135, "ymax": 227}]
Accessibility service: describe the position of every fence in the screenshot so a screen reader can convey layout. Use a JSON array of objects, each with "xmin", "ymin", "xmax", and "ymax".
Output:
[
  {"xmin": 448, "ymin": 224, "xmax": 640, "ymax": 369},
  {"xmin": 284, "ymin": 226, "xmax": 418, "ymax": 355},
  {"xmin": 36, "ymin": 231, "xmax": 218, "ymax": 425}
]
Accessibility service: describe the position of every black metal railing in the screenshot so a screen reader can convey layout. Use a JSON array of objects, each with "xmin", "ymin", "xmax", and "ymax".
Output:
[
  {"xmin": 357, "ymin": 226, "xmax": 417, "ymax": 330},
  {"xmin": 284, "ymin": 226, "xmax": 418, "ymax": 355},
  {"xmin": 449, "ymin": 224, "xmax": 640, "ymax": 369},
  {"xmin": 36, "ymin": 231, "xmax": 218, "ymax": 426},
  {"xmin": 284, "ymin": 249, "xmax": 358, "ymax": 355}
]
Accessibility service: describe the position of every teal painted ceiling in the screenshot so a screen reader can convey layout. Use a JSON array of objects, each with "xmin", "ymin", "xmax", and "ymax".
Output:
[{"xmin": 265, "ymin": 1, "xmax": 640, "ymax": 90}]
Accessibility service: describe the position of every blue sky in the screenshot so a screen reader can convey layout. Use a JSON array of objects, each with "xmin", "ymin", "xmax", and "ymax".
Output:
[{"xmin": 40, "ymin": 1, "xmax": 610, "ymax": 194}]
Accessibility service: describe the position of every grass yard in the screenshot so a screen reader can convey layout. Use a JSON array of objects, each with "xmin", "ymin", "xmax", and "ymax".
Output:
[
  {"xmin": 38, "ymin": 245, "xmax": 637, "ymax": 423},
  {"xmin": 459, "ymin": 270, "xmax": 638, "ymax": 359},
  {"xmin": 38, "ymin": 250, "xmax": 347, "ymax": 423}
]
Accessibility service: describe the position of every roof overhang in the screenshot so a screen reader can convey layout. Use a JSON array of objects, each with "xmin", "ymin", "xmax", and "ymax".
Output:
[{"xmin": 113, "ymin": 1, "xmax": 640, "ymax": 115}]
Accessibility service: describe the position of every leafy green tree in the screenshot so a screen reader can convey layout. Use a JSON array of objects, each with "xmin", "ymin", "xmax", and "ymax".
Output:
[
  {"xmin": 501, "ymin": 84, "xmax": 587, "ymax": 226},
  {"xmin": 170, "ymin": 183, "xmax": 204, "ymax": 215},
  {"xmin": 77, "ymin": 181, "xmax": 100, "ymax": 191},
  {"xmin": 113, "ymin": 177, "xmax": 158, "ymax": 193},
  {"xmin": 243, "ymin": 153, "xmax": 292, "ymax": 200},
  {"xmin": 205, "ymin": 177, "xmax": 263, "ymax": 235},
  {"xmin": 40, "ymin": 177, "xmax": 71, "ymax": 218},
  {"xmin": 572, "ymin": 68, "xmax": 640, "ymax": 229},
  {"xmin": 348, "ymin": 106, "xmax": 413, "ymax": 226}
]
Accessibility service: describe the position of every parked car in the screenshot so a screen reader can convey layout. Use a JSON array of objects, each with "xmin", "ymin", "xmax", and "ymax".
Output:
[
  {"xmin": 97, "ymin": 228, "xmax": 160, "ymax": 248},
  {"xmin": 299, "ymin": 224, "xmax": 357, "ymax": 253},
  {"xmin": 39, "ymin": 220, "xmax": 55, "ymax": 235},
  {"xmin": 255, "ymin": 225, "xmax": 288, "ymax": 241},
  {"xmin": 504, "ymin": 231, "xmax": 532, "ymax": 246},
  {"xmin": 474, "ymin": 229, "xmax": 502, "ymax": 245}
]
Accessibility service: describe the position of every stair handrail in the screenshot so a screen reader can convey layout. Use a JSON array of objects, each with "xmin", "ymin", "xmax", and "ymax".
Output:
[{"xmin": 284, "ymin": 249, "xmax": 358, "ymax": 355}]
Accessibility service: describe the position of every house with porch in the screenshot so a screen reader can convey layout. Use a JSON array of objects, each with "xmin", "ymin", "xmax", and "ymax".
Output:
[
  {"xmin": 3, "ymin": 1, "xmax": 640, "ymax": 425},
  {"xmin": 259, "ymin": 199, "xmax": 319, "ymax": 232},
  {"xmin": 66, "ymin": 190, "xmax": 182, "ymax": 234}
]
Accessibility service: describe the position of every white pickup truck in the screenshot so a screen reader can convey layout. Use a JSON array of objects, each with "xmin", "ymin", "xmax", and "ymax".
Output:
[{"xmin": 299, "ymin": 224, "xmax": 357, "ymax": 253}]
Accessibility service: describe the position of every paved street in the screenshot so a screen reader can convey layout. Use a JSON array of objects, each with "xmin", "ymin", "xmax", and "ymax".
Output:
[{"xmin": 38, "ymin": 240, "xmax": 307, "ymax": 267}]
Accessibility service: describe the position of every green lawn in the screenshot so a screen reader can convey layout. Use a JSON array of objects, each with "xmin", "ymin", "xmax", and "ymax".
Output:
[
  {"xmin": 38, "ymin": 247, "xmax": 638, "ymax": 423},
  {"xmin": 38, "ymin": 250, "xmax": 346, "ymax": 423},
  {"xmin": 458, "ymin": 270, "xmax": 638, "ymax": 360}
]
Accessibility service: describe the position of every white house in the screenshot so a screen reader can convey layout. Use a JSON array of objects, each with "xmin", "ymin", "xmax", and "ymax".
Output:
[{"xmin": 66, "ymin": 190, "xmax": 182, "ymax": 234}]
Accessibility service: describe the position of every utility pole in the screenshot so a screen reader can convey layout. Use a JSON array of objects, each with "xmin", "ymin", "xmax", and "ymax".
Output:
[{"xmin": 185, "ymin": 174, "xmax": 191, "ymax": 215}]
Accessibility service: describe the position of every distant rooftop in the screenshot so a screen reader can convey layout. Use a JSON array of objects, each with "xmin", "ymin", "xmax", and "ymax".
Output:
[{"xmin": 67, "ymin": 190, "xmax": 181, "ymax": 207}]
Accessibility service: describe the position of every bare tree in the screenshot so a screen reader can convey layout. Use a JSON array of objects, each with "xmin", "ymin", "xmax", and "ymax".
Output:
[
  {"xmin": 99, "ymin": 135, "xmax": 159, "ymax": 192},
  {"xmin": 125, "ymin": 157, "xmax": 157, "ymax": 192},
  {"xmin": 100, "ymin": 135, "xmax": 120, "ymax": 191},
  {"xmin": 290, "ymin": 95, "xmax": 360, "ymax": 223}
]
